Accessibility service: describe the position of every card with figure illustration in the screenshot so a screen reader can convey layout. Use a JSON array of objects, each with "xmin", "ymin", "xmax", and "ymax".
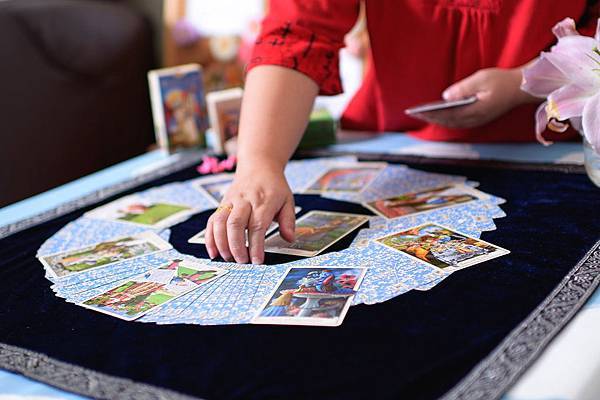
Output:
[
  {"xmin": 363, "ymin": 184, "xmax": 489, "ymax": 220},
  {"xmin": 374, "ymin": 223, "xmax": 509, "ymax": 271},
  {"xmin": 188, "ymin": 207, "xmax": 302, "ymax": 244},
  {"xmin": 303, "ymin": 162, "xmax": 387, "ymax": 194},
  {"xmin": 252, "ymin": 266, "xmax": 367, "ymax": 327},
  {"xmin": 264, "ymin": 211, "xmax": 369, "ymax": 257},
  {"xmin": 38, "ymin": 231, "xmax": 172, "ymax": 279},
  {"xmin": 79, "ymin": 258, "xmax": 228, "ymax": 321},
  {"xmin": 85, "ymin": 195, "xmax": 196, "ymax": 229},
  {"xmin": 206, "ymin": 87, "xmax": 243, "ymax": 154},
  {"xmin": 190, "ymin": 173, "xmax": 234, "ymax": 205},
  {"xmin": 147, "ymin": 63, "xmax": 208, "ymax": 151}
]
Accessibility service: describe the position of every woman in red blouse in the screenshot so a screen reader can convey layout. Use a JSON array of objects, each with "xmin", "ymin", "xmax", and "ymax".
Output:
[{"xmin": 205, "ymin": 0, "xmax": 599, "ymax": 264}]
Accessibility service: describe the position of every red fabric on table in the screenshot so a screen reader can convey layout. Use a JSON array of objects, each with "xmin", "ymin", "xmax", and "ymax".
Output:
[{"xmin": 247, "ymin": 0, "xmax": 598, "ymax": 143}]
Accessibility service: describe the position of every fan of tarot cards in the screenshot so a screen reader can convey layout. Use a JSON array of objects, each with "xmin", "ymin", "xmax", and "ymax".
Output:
[{"xmin": 36, "ymin": 156, "xmax": 509, "ymax": 327}]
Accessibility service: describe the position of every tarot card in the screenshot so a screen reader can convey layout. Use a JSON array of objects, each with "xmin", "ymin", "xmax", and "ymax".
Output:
[
  {"xmin": 190, "ymin": 173, "xmax": 234, "ymax": 206},
  {"xmin": 303, "ymin": 162, "xmax": 387, "ymax": 194},
  {"xmin": 142, "ymin": 263, "xmax": 287, "ymax": 325},
  {"xmin": 206, "ymin": 87, "xmax": 243, "ymax": 154},
  {"xmin": 85, "ymin": 195, "xmax": 197, "ymax": 229},
  {"xmin": 252, "ymin": 266, "xmax": 367, "ymax": 327},
  {"xmin": 38, "ymin": 231, "xmax": 172, "ymax": 279},
  {"xmin": 264, "ymin": 211, "xmax": 369, "ymax": 257},
  {"xmin": 320, "ymin": 165, "xmax": 468, "ymax": 204},
  {"xmin": 147, "ymin": 63, "xmax": 208, "ymax": 151},
  {"xmin": 374, "ymin": 223, "xmax": 510, "ymax": 272},
  {"xmin": 284, "ymin": 156, "xmax": 358, "ymax": 193},
  {"xmin": 188, "ymin": 207, "xmax": 302, "ymax": 244},
  {"xmin": 79, "ymin": 258, "xmax": 228, "ymax": 321},
  {"xmin": 363, "ymin": 184, "xmax": 489, "ymax": 220}
]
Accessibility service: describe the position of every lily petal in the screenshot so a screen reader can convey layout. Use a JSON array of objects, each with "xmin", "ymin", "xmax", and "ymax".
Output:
[
  {"xmin": 596, "ymin": 18, "xmax": 600, "ymax": 42},
  {"xmin": 552, "ymin": 17, "xmax": 579, "ymax": 39},
  {"xmin": 570, "ymin": 116, "xmax": 583, "ymax": 133},
  {"xmin": 547, "ymin": 119, "xmax": 570, "ymax": 133},
  {"xmin": 545, "ymin": 36, "xmax": 600, "ymax": 89},
  {"xmin": 522, "ymin": 54, "xmax": 569, "ymax": 97},
  {"xmin": 535, "ymin": 102, "xmax": 553, "ymax": 146},
  {"xmin": 546, "ymin": 83, "xmax": 592, "ymax": 121},
  {"xmin": 582, "ymin": 91, "xmax": 600, "ymax": 152}
]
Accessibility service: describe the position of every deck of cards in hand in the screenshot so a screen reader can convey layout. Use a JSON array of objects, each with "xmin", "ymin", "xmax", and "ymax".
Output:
[
  {"xmin": 37, "ymin": 156, "xmax": 510, "ymax": 327},
  {"xmin": 148, "ymin": 63, "xmax": 209, "ymax": 151}
]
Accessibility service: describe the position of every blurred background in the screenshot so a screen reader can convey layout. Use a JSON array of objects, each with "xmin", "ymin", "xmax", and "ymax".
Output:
[{"xmin": 0, "ymin": 0, "xmax": 366, "ymax": 208}]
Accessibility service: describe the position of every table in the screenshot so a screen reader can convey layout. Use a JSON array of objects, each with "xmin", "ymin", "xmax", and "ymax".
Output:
[{"xmin": 1, "ymin": 134, "xmax": 598, "ymax": 400}]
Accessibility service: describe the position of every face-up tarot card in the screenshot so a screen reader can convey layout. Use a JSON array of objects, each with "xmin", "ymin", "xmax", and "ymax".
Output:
[
  {"xmin": 190, "ymin": 173, "xmax": 234, "ymax": 205},
  {"xmin": 264, "ymin": 211, "xmax": 369, "ymax": 257},
  {"xmin": 79, "ymin": 258, "xmax": 228, "ymax": 321},
  {"xmin": 363, "ymin": 184, "xmax": 489, "ymax": 220},
  {"xmin": 303, "ymin": 162, "xmax": 387, "ymax": 194},
  {"xmin": 38, "ymin": 231, "xmax": 172, "ymax": 279},
  {"xmin": 252, "ymin": 266, "xmax": 367, "ymax": 327},
  {"xmin": 206, "ymin": 87, "xmax": 243, "ymax": 154},
  {"xmin": 85, "ymin": 195, "xmax": 196, "ymax": 229},
  {"xmin": 374, "ymin": 223, "xmax": 509, "ymax": 271}
]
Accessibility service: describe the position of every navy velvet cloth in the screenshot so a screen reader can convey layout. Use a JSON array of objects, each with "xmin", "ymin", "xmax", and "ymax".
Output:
[{"xmin": 1, "ymin": 161, "xmax": 599, "ymax": 400}]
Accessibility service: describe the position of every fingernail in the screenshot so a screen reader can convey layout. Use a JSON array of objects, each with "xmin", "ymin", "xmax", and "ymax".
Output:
[
  {"xmin": 251, "ymin": 257, "xmax": 262, "ymax": 265},
  {"xmin": 442, "ymin": 90, "xmax": 451, "ymax": 100}
]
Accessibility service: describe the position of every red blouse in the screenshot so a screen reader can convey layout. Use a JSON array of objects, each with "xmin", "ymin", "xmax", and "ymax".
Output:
[{"xmin": 248, "ymin": 0, "xmax": 598, "ymax": 142}]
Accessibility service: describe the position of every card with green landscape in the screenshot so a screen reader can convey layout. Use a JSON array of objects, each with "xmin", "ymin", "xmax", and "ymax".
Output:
[
  {"xmin": 38, "ymin": 231, "xmax": 172, "ymax": 279},
  {"xmin": 79, "ymin": 258, "xmax": 228, "ymax": 321},
  {"xmin": 85, "ymin": 194, "xmax": 197, "ymax": 229}
]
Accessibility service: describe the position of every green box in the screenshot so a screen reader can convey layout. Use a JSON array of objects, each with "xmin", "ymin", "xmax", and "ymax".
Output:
[{"xmin": 298, "ymin": 108, "xmax": 337, "ymax": 150}]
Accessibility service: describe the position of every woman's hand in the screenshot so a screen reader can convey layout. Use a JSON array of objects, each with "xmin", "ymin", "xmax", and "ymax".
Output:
[
  {"xmin": 411, "ymin": 67, "xmax": 537, "ymax": 129},
  {"xmin": 204, "ymin": 165, "xmax": 296, "ymax": 265},
  {"xmin": 203, "ymin": 65, "xmax": 319, "ymax": 264}
]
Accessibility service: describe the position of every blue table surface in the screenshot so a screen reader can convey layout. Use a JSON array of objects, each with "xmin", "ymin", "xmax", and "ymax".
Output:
[{"xmin": 0, "ymin": 134, "xmax": 595, "ymax": 400}]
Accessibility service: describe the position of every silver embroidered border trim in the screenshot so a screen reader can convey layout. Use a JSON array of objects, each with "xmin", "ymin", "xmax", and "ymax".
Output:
[
  {"xmin": 0, "ymin": 151, "xmax": 206, "ymax": 240},
  {"xmin": 441, "ymin": 239, "xmax": 600, "ymax": 400},
  {"xmin": 0, "ymin": 342, "xmax": 202, "ymax": 400}
]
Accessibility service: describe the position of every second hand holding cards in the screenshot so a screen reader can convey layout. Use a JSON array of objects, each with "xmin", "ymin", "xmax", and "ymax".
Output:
[{"xmin": 405, "ymin": 96, "xmax": 477, "ymax": 115}]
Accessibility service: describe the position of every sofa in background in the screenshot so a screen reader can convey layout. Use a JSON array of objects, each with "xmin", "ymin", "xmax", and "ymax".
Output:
[{"xmin": 0, "ymin": 0, "xmax": 156, "ymax": 207}]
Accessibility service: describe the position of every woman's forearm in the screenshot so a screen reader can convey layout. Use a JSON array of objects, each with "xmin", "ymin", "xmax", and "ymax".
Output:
[{"xmin": 236, "ymin": 65, "xmax": 319, "ymax": 173}]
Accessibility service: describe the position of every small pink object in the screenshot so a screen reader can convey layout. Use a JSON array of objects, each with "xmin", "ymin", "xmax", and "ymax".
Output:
[
  {"xmin": 196, "ymin": 155, "xmax": 237, "ymax": 175},
  {"xmin": 197, "ymin": 156, "xmax": 219, "ymax": 175},
  {"xmin": 219, "ymin": 155, "xmax": 237, "ymax": 171}
]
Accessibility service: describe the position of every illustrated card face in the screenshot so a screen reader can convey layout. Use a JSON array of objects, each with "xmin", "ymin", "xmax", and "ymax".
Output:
[
  {"xmin": 38, "ymin": 232, "xmax": 172, "ymax": 279},
  {"xmin": 85, "ymin": 195, "xmax": 196, "ymax": 229},
  {"xmin": 191, "ymin": 174, "xmax": 234, "ymax": 205},
  {"xmin": 264, "ymin": 211, "xmax": 369, "ymax": 257},
  {"xmin": 364, "ymin": 184, "xmax": 487, "ymax": 220},
  {"xmin": 188, "ymin": 207, "xmax": 301, "ymax": 244},
  {"xmin": 80, "ymin": 259, "xmax": 228, "ymax": 321},
  {"xmin": 148, "ymin": 63, "xmax": 208, "ymax": 150},
  {"xmin": 304, "ymin": 162, "xmax": 387, "ymax": 193},
  {"xmin": 252, "ymin": 266, "xmax": 367, "ymax": 327},
  {"xmin": 206, "ymin": 88, "xmax": 243, "ymax": 153},
  {"xmin": 374, "ymin": 223, "xmax": 509, "ymax": 271}
]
